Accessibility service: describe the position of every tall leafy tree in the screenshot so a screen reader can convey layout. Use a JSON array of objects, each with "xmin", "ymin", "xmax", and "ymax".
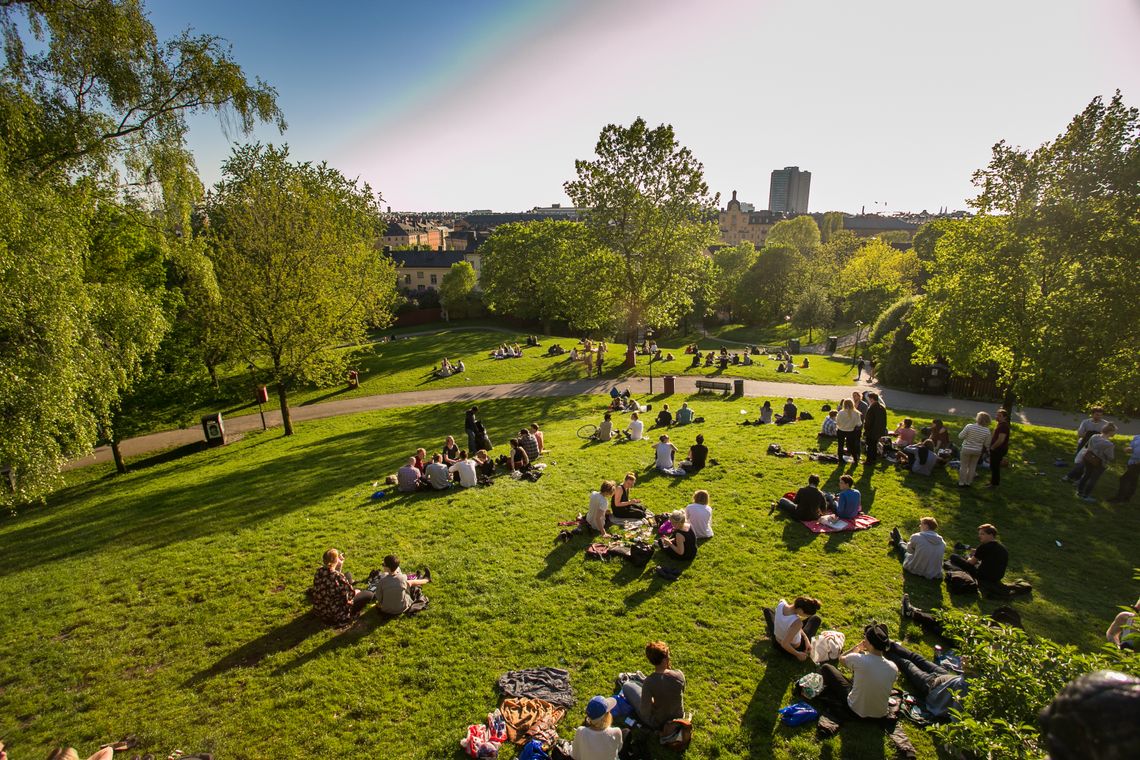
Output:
[
  {"xmin": 835, "ymin": 238, "xmax": 921, "ymax": 323},
  {"xmin": 819, "ymin": 211, "xmax": 845, "ymax": 243},
  {"xmin": 0, "ymin": 0, "xmax": 282, "ymax": 502},
  {"xmin": 912, "ymin": 92, "xmax": 1139, "ymax": 409},
  {"xmin": 206, "ymin": 144, "xmax": 398, "ymax": 436},
  {"xmin": 710, "ymin": 241, "xmax": 758, "ymax": 318},
  {"xmin": 565, "ymin": 118, "xmax": 719, "ymax": 348},
  {"xmin": 480, "ymin": 220, "xmax": 621, "ymax": 334},
  {"xmin": 439, "ymin": 261, "xmax": 478, "ymax": 320},
  {"xmin": 735, "ymin": 244, "xmax": 803, "ymax": 324},
  {"xmin": 764, "ymin": 215, "xmax": 821, "ymax": 258}
]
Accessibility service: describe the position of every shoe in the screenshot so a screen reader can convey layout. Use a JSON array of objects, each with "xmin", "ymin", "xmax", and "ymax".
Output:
[
  {"xmin": 901, "ymin": 593, "xmax": 914, "ymax": 618},
  {"xmin": 1060, "ymin": 475, "xmax": 1071, "ymax": 482},
  {"xmin": 889, "ymin": 526, "xmax": 902, "ymax": 546},
  {"xmin": 420, "ymin": 566, "xmax": 432, "ymax": 582}
]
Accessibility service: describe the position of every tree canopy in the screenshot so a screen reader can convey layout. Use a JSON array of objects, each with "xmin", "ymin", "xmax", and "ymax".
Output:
[
  {"xmin": 912, "ymin": 92, "xmax": 1140, "ymax": 410},
  {"xmin": 565, "ymin": 118, "xmax": 719, "ymax": 337},
  {"xmin": 439, "ymin": 261, "xmax": 479, "ymax": 320},
  {"xmin": 0, "ymin": 0, "xmax": 282, "ymax": 502},
  {"xmin": 206, "ymin": 144, "xmax": 397, "ymax": 435},
  {"xmin": 765, "ymin": 215, "xmax": 821, "ymax": 258}
]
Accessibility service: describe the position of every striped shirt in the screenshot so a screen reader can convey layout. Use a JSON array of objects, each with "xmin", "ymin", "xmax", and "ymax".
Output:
[{"xmin": 959, "ymin": 423, "xmax": 991, "ymax": 452}]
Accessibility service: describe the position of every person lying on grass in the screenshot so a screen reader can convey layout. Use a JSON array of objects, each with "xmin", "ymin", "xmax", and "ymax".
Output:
[
  {"xmin": 312, "ymin": 548, "xmax": 374, "ymax": 626},
  {"xmin": 376, "ymin": 554, "xmax": 431, "ymax": 616},
  {"xmin": 658, "ymin": 510, "xmax": 697, "ymax": 561},
  {"xmin": 763, "ymin": 596, "xmax": 822, "ymax": 662},
  {"xmin": 611, "ymin": 472, "xmax": 647, "ymax": 519}
]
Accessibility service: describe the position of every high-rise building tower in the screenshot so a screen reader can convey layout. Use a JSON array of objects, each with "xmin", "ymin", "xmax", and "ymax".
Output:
[{"xmin": 768, "ymin": 166, "xmax": 811, "ymax": 214}]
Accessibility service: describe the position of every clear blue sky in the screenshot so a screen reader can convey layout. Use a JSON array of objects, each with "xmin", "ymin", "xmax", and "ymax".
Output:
[{"xmin": 149, "ymin": 0, "xmax": 1140, "ymax": 213}]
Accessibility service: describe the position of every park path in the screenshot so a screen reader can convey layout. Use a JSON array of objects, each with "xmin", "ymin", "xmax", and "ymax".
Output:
[{"xmin": 67, "ymin": 374, "xmax": 1137, "ymax": 469}]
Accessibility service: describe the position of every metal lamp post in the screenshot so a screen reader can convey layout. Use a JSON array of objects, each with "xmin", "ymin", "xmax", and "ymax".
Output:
[
  {"xmin": 854, "ymin": 320, "xmax": 864, "ymax": 367},
  {"xmin": 646, "ymin": 328, "xmax": 655, "ymax": 394}
]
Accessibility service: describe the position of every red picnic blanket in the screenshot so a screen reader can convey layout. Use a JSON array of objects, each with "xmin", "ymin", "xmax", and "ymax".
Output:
[{"xmin": 802, "ymin": 514, "xmax": 880, "ymax": 533}]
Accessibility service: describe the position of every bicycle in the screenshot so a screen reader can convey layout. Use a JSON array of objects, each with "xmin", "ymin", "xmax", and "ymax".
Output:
[{"xmin": 576, "ymin": 423, "xmax": 598, "ymax": 440}]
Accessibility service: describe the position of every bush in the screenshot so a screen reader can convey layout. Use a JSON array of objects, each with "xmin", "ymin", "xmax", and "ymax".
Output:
[
  {"xmin": 929, "ymin": 612, "xmax": 1140, "ymax": 759},
  {"xmin": 868, "ymin": 295, "xmax": 926, "ymax": 390}
]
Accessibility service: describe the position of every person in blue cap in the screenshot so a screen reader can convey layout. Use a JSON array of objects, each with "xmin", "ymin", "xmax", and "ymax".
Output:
[{"xmin": 571, "ymin": 695, "xmax": 623, "ymax": 759}]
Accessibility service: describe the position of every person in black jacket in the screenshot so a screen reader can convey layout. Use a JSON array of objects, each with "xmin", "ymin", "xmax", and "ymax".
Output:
[
  {"xmin": 464, "ymin": 405, "xmax": 480, "ymax": 452},
  {"xmin": 862, "ymin": 392, "xmax": 888, "ymax": 464}
]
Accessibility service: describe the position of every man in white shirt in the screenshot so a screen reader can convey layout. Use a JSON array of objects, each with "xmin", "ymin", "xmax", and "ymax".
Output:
[
  {"xmin": 685, "ymin": 490, "xmax": 713, "ymax": 538},
  {"xmin": 625, "ymin": 411, "xmax": 644, "ymax": 441},
  {"xmin": 448, "ymin": 451, "xmax": 478, "ymax": 488},
  {"xmin": 819, "ymin": 624, "xmax": 898, "ymax": 719}
]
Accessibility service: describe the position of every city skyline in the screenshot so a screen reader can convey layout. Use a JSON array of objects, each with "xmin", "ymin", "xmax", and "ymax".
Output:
[{"xmin": 149, "ymin": 0, "xmax": 1140, "ymax": 213}]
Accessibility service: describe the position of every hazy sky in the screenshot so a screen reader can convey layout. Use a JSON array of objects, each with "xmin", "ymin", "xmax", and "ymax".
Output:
[{"xmin": 150, "ymin": 0, "xmax": 1140, "ymax": 214}]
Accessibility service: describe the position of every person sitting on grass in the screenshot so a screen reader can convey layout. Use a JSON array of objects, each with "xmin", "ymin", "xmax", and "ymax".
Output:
[
  {"xmin": 679, "ymin": 434, "xmax": 708, "ymax": 473},
  {"xmin": 424, "ymin": 453, "xmax": 452, "ymax": 490},
  {"xmin": 819, "ymin": 624, "xmax": 898, "ymax": 720},
  {"xmin": 903, "ymin": 440, "xmax": 939, "ymax": 476},
  {"xmin": 946, "ymin": 523, "xmax": 1008, "ymax": 587},
  {"xmin": 529, "ymin": 422, "xmax": 545, "ymax": 454},
  {"xmin": 685, "ymin": 489, "xmax": 713, "ymax": 539},
  {"xmin": 742, "ymin": 352, "xmax": 753, "ymax": 366},
  {"xmin": 624, "ymin": 411, "xmax": 644, "ymax": 441},
  {"xmin": 828, "ymin": 474, "xmax": 861, "ymax": 519},
  {"xmin": 763, "ymin": 596, "xmax": 823, "ymax": 662},
  {"xmin": 675, "ymin": 402, "xmax": 695, "ymax": 425},
  {"xmin": 312, "ymin": 548, "xmax": 373, "ymax": 625},
  {"xmin": 518, "ymin": 427, "xmax": 541, "ymax": 461},
  {"xmin": 704, "ymin": 352, "xmax": 715, "ymax": 367},
  {"xmin": 620, "ymin": 641, "xmax": 687, "ymax": 731},
  {"xmin": 926, "ymin": 418, "xmax": 951, "ymax": 452},
  {"xmin": 659, "ymin": 509, "xmax": 697, "ymax": 561},
  {"xmin": 655, "ymin": 404, "xmax": 673, "ymax": 428},
  {"xmin": 474, "ymin": 449, "xmax": 495, "ymax": 478},
  {"xmin": 595, "ymin": 412, "xmax": 616, "ymax": 441},
  {"xmin": 507, "ymin": 438, "xmax": 530, "ymax": 473},
  {"xmin": 884, "ymin": 640, "xmax": 968, "ymax": 721},
  {"xmin": 654, "ymin": 434, "xmax": 682, "ymax": 475},
  {"xmin": 893, "ymin": 418, "xmax": 917, "ymax": 448},
  {"xmin": 376, "ymin": 554, "xmax": 431, "ymax": 616},
  {"xmin": 690, "ymin": 350, "xmax": 702, "ymax": 368},
  {"xmin": 455, "ymin": 358, "xmax": 465, "ymax": 373},
  {"xmin": 413, "ymin": 447, "xmax": 427, "ymax": 472},
  {"xmin": 777, "ymin": 474, "xmax": 827, "ymax": 521},
  {"xmin": 441, "ymin": 436, "xmax": 461, "ymax": 465},
  {"xmin": 758, "ymin": 400, "xmax": 773, "ymax": 425},
  {"xmin": 801, "ymin": 357, "xmax": 810, "ymax": 369},
  {"xmin": 612, "ymin": 472, "xmax": 647, "ymax": 519},
  {"xmin": 820, "ymin": 410, "xmax": 839, "ymax": 438},
  {"xmin": 573, "ymin": 696, "xmax": 624, "ymax": 760},
  {"xmin": 1106, "ymin": 597, "xmax": 1139, "ymax": 651},
  {"xmin": 775, "ymin": 397, "xmax": 798, "ymax": 425},
  {"xmin": 890, "ymin": 517, "xmax": 946, "ymax": 580},
  {"xmin": 586, "ymin": 480, "xmax": 617, "ymax": 534},
  {"xmin": 449, "ymin": 450, "xmax": 479, "ymax": 488},
  {"xmin": 396, "ymin": 457, "xmax": 423, "ymax": 493}
]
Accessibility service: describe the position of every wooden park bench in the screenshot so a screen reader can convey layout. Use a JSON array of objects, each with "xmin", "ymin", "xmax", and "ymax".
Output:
[{"xmin": 695, "ymin": 379, "xmax": 732, "ymax": 395}]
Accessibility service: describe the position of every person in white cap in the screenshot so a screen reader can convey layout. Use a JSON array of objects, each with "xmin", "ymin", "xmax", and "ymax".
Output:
[{"xmin": 572, "ymin": 695, "xmax": 623, "ymax": 760}]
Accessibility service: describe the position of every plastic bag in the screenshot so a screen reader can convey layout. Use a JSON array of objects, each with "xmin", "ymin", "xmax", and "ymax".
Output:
[{"xmin": 778, "ymin": 701, "xmax": 820, "ymax": 726}]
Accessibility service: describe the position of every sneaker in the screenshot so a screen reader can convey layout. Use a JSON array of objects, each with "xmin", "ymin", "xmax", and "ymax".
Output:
[
  {"xmin": 889, "ymin": 526, "xmax": 902, "ymax": 546},
  {"xmin": 901, "ymin": 593, "xmax": 914, "ymax": 618},
  {"xmin": 420, "ymin": 566, "xmax": 432, "ymax": 582}
]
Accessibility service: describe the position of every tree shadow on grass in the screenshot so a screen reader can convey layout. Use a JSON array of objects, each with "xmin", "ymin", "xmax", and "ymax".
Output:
[
  {"xmin": 623, "ymin": 575, "xmax": 668, "ymax": 609},
  {"xmin": 272, "ymin": 608, "xmax": 397, "ymax": 676},
  {"xmin": 741, "ymin": 648, "xmax": 798, "ymax": 759},
  {"xmin": 124, "ymin": 441, "xmax": 209, "ymax": 473},
  {"xmin": 537, "ymin": 539, "xmax": 581, "ymax": 580},
  {"xmin": 299, "ymin": 385, "xmax": 353, "ymax": 406},
  {"xmin": 184, "ymin": 611, "xmax": 325, "ymax": 687}
]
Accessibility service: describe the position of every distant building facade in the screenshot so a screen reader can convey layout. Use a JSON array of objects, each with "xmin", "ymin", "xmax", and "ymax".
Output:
[
  {"xmin": 718, "ymin": 190, "xmax": 784, "ymax": 247},
  {"xmin": 768, "ymin": 166, "xmax": 811, "ymax": 214},
  {"xmin": 381, "ymin": 220, "xmax": 446, "ymax": 250},
  {"xmin": 384, "ymin": 248, "xmax": 484, "ymax": 292}
]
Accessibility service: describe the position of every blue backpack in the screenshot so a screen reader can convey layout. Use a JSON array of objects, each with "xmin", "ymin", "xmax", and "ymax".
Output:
[{"xmin": 778, "ymin": 701, "xmax": 820, "ymax": 726}]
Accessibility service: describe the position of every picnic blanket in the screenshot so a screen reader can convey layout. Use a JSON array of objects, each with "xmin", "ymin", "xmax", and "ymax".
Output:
[
  {"xmin": 498, "ymin": 697, "xmax": 566, "ymax": 745},
  {"xmin": 496, "ymin": 667, "xmax": 576, "ymax": 708},
  {"xmin": 801, "ymin": 514, "xmax": 880, "ymax": 534}
]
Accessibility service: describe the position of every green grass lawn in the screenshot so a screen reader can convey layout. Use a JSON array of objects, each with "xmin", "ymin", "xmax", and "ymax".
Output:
[
  {"xmin": 3, "ymin": 395, "xmax": 1136, "ymax": 758},
  {"xmin": 124, "ymin": 327, "xmax": 857, "ymax": 435}
]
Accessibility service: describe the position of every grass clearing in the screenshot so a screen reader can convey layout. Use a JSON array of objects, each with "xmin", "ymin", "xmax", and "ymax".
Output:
[
  {"xmin": 126, "ymin": 327, "xmax": 856, "ymax": 435},
  {"xmin": 11, "ymin": 396, "xmax": 1133, "ymax": 758}
]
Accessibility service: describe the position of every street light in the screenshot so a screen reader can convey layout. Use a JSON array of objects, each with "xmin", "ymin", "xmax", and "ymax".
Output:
[
  {"xmin": 646, "ymin": 328, "xmax": 655, "ymax": 394},
  {"xmin": 853, "ymin": 320, "xmax": 864, "ymax": 367},
  {"xmin": 785, "ymin": 314, "xmax": 791, "ymax": 348}
]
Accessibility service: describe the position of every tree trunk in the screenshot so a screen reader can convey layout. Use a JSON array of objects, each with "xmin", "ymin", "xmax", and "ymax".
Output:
[
  {"xmin": 110, "ymin": 439, "xmax": 127, "ymax": 475},
  {"xmin": 277, "ymin": 382, "xmax": 294, "ymax": 436},
  {"xmin": 206, "ymin": 360, "xmax": 219, "ymax": 390}
]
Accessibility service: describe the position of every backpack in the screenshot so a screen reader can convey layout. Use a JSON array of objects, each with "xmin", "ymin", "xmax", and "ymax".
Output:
[
  {"xmin": 778, "ymin": 702, "xmax": 820, "ymax": 726},
  {"xmin": 659, "ymin": 718, "xmax": 692, "ymax": 752},
  {"xmin": 946, "ymin": 570, "xmax": 979, "ymax": 594},
  {"xmin": 628, "ymin": 541, "xmax": 655, "ymax": 567},
  {"xmin": 767, "ymin": 443, "xmax": 783, "ymax": 455},
  {"xmin": 799, "ymin": 411, "xmax": 814, "ymax": 421}
]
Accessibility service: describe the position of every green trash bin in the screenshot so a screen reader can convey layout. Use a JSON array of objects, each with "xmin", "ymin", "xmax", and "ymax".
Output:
[
  {"xmin": 788, "ymin": 338, "xmax": 801, "ymax": 353},
  {"xmin": 826, "ymin": 336, "xmax": 838, "ymax": 353}
]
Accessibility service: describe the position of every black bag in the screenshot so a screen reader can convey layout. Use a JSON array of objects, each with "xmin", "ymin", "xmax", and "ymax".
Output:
[
  {"xmin": 946, "ymin": 570, "xmax": 979, "ymax": 594},
  {"xmin": 628, "ymin": 541, "xmax": 655, "ymax": 567},
  {"xmin": 767, "ymin": 443, "xmax": 783, "ymax": 455},
  {"xmin": 799, "ymin": 411, "xmax": 814, "ymax": 421}
]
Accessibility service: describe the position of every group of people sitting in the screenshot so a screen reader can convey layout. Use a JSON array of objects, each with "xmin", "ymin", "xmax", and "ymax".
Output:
[
  {"xmin": 653, "ymin": 402, "xmax": 696, "ymax": 428},
  {"xmin": 434, "ymin": 356, "xmax": 465, "ymax": 378},
  {"xmin": 394, "ymin": 422, "xmax": 544, "ymax": 491},
  {"xmin": 776, "ymin": 473, "xmax": 863, "ymax": 521},
  {"xmin": 691, "ymin": 349, "xmax": 752, "ymax": 369},
  {"xmin": 584, "ymin": 474, "xmax": 713, "ymax": 559},
  {"xmin": 743, "ymin": 398, "xmax": 803, "ymax": 426},
  {"xmin": 311, "ymin": 549, "xmax": 433, "ymax": 624},
  {"xmin": 490, "ymin": 343, "xmax": 524, "ymax": 359},
  {"xmin": 606, "ymin": 387, "xmax": 649, "ymax": 414},
  {"xmin": 651, "ymin": 433, "xmax": 708, "ymax": 476}
]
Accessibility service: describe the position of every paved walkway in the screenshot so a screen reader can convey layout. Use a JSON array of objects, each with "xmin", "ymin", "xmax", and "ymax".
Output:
[{"xmin": 68, "ymin": 375, "xmax": 1136, "ymax": 469}]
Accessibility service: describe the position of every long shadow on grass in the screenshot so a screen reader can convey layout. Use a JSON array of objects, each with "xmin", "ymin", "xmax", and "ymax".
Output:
[
  {"xmin": 272, "ymin": 609, "xmax": 396, "ymax": 676},
  {"xmin": 1, "ymin": 398, "xmax": 595, "ymax": 578},
  {"xmin": 742, "ymin": 645, "xmax": 799, "ymax": 759},
  {"xmin": 185, "ymin": 612, "xmax": 325, "ymax": 686}
]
